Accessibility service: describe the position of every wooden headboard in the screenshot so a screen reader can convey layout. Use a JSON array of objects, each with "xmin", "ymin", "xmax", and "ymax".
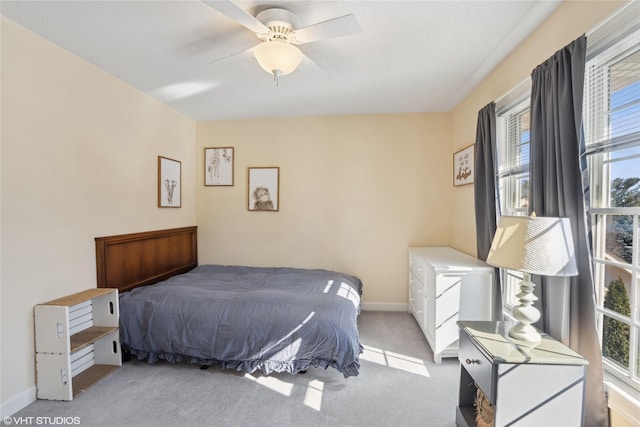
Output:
[{"xmin": 95, "ymin": 226, "xmax": 197, "ymax": 292}]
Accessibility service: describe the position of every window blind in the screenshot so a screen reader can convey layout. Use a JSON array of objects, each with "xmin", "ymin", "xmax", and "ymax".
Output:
[
  {"xmin": 496, "ymin": 99, "xmax": 530, "ymax": 176},
  {"xmin": 584, "ymin": 1, "xmax": 640, "ymax": 153},
  {"xmin": 586, "ymin": 0, "xmax": 640, "ymax": 61}
]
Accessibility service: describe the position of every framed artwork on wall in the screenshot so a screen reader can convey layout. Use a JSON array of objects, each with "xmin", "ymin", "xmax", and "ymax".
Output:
[
  {"xmin": 204, "ymin": 147, "xmax": 234, "ymax": 186},
  {"xmin": 248, "ymin": 167, "xmax": 279, "ymax": 211},
  {"xmin": 158, "ymin": 156, "xmax": 181, "ymax": 208},
  {"xmin": 453, "ymin": 144, "xmax": 474, "ymax": 187}
]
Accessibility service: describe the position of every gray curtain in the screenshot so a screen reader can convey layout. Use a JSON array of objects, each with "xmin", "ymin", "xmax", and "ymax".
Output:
[
  {"xmin": 474, "ymin": 102, "xmax": 502, "ymax": 321},
  {"xmin": 529, "ymin": 35, "xmax": 608, "ymax": 427}
]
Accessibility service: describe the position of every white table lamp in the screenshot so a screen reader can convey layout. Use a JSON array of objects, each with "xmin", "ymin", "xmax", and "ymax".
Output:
[{"xmin": 486, "ymin": 214, "xmax": 578, "ymax": 343}]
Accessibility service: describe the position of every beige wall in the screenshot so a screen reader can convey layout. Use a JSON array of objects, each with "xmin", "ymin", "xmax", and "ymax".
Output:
[
  {"xmin": 1, "ymin": 17, "xmax": 196, "ymax": 414},
  {"xmin": 449, "ymin": 0, "xmax": 626, "ymax": 254},
  {"xmin": 196, "ymin": 114, "xmax": 452, "ymax": 306},
  {"xmin": 1, "ymin": 0, "xmax": 635, "ymax": 422}
]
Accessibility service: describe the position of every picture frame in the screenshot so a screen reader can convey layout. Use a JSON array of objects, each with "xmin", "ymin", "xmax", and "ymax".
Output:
[
  {"xmin": 204, "ymin": 147, "xmax": 234, "ymax": 186},
  {"xmin": 453, "ymin": 144, "xmax": 474, "ymax": 187},
  {"xmin": 248, "ymin": 167, "xmax": 279, "ymax": 211},
  {"xmin": 158, "ymin": 156, "xmax": 181, "ymax": 208}
]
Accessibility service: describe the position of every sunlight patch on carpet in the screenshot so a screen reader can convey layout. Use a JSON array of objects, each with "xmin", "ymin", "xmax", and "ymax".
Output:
[
  {"xmin": 304, "ymin": 379, "xmax": 324, "ymax": 411},
  {"xmin": 360, "ymin": 344, "xmax": 431, "ymax": 377},
  {"xmin": 243, "ymin": 373, "xmax": 294, "ymax": 396}
]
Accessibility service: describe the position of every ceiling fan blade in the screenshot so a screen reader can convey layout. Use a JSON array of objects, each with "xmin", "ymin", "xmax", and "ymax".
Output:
[
  {"xmin": 291, "ymin": 14, "xmax": 362, "ymax": 44},
  {"xmin": 299, "ymin": 53, "xmax": 327, "ymax": 76},
  {"xmin": 209, "ymin": 46, "xmax": 254, "ymax": 66},
  {"xmin": 203, "ymin": 0, "xmax": 269, "ymax": 35}
]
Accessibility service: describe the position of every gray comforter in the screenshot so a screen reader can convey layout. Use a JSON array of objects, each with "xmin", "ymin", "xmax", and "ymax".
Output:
[{"xmin": 119, "ymin": 265, "xmax": 363, "ymax": 377}]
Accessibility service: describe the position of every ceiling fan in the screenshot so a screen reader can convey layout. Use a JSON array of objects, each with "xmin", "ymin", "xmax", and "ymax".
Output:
[{"xmin": 203, "ymin": 1, "xmax": 362, "ymax": 84}]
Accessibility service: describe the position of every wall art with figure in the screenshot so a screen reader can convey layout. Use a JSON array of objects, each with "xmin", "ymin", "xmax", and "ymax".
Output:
[
  {"xmin": 158, "ymin": 156, "xmax": 181, "ymax": 208},
  {"xmin": 205, "ymin": 147, "xmax": 234, "ymax": 186},
  {"xmin": 248, "ymin": 167, "xmax": 279, "ymax": 211}
]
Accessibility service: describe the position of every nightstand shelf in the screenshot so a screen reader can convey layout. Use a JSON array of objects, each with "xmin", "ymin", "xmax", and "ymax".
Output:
[
  {"xmin": 456, "ymin": 321, "xmax": 588, "ymax": 426},
  {"xmin": 70, "ymin": 325, "xmax": 119, "ymax": 353},
  {"xmin": 71, "ymin": 364, "xmax": 120, "ymax": 397}
]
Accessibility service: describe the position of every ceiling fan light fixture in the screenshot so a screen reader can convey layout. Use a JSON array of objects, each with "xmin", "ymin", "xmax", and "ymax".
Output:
[{"xmin": 253, "ymin": 40, "xmax": 303, "ymax": 77}]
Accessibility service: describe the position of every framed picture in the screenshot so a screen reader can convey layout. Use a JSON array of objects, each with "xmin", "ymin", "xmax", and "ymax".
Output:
[
  {"xmin": 453, "ymin": 144, "xmax": 474, "ymax": 187},
  {"xmin": 158, "ymin": 156, "xmax": 181, "ymax": 208},
  {"xmin": 248, "ymin": 167, "xmax": 279, "ymax": 211},
  {"xmin": 204, "ymin": 147, "xmax": 234, "ymax": 186}
]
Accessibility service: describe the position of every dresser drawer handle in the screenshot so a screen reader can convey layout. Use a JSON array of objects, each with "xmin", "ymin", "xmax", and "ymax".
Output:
[{"xmin": 465, "ymin": 358, "xmax": 480, "ymax": 365}]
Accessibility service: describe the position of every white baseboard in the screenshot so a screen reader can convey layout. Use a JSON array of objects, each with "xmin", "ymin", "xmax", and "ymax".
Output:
[
  {"xmin": 361, "ymin": 302, "xmax": 408, "ymax": 312},
  {"xmin": 0, "ymin": 386, "xmax": 36, "ymax": 418}
]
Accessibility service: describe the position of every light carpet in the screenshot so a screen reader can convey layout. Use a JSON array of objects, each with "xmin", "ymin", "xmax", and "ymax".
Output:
[{"xmin": 8, "ymin": 311, "xmax": 460, "ymax": 427}]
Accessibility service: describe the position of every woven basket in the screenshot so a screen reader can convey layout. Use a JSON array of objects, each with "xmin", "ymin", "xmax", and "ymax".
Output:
[{"xmin": 474, "ymin": 385, "xmax": 495, "ymax": 427}]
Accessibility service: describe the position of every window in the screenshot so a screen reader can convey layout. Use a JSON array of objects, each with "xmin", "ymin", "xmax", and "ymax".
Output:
[
  {"xmin": 491, "ymin": 0, "xmax": 640, "ymax": 403},
  {"xmin": 496, "ymin": 93, "xmax": 531, "ymax": 311},
  {"xmin": 585, "ymin": 22, "xmax": 640, "ymax": 392}
]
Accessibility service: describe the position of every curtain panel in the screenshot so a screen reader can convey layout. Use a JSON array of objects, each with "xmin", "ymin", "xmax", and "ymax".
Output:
[
  {"xmin": 529, "ymin": 35, "xmax": 608, "ymax": 427},
  {"xmin": 474, "ymin": 102, "xmax": 502, "ymax": 320}
]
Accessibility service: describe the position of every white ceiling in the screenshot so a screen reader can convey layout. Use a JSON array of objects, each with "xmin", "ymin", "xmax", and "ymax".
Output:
[{"xmin": 1, "ymin": 0, "xmax": 560, "ymax": 121}]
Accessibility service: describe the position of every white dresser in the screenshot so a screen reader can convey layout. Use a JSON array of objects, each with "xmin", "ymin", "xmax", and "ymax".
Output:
[{"xmin": 408, "ymin": 247, "xmax": 494, "ymax": 363}]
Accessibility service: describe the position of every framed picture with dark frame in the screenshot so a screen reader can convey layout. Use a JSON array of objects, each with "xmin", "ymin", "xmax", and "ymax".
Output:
[
  {"xmin": 158, "ymin": 156, "xmax": 181, "ymax": 208},
  {"xmin": 248, "ymin": 167, "xmax": 279, "ymax": 211},
  {"xmin": 453, "ymin": 144, "xmax": 474, "ymax": 187},
  {"xmin": 204, "ymin": 147, "xmax": 234, "ymax": 186}
]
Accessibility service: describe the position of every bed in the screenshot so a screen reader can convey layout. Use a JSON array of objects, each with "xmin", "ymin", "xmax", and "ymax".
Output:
[{"xmin": 95, "ymin": 226, "xmax": 363, "ymax": 377}]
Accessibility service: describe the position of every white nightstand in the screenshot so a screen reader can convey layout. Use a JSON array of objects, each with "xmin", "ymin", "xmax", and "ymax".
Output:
[{"xmin": 456, "ymin": 321, "xmax": 588, "ymax": 426}]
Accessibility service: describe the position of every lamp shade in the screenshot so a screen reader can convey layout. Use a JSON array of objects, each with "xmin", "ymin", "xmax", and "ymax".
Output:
[
  {"xmin": 486, "ymin": 215, "xmax": 578, "ymax": 277},
  {"xmin": 253, "ymin": 41, "xmax": 303, "ymax": 76}
]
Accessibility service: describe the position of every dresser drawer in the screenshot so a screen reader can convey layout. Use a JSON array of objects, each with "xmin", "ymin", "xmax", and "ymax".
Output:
[
  {"xmin": 409, "ymin": 272, "xmax": 425, "ymax": 327},
  {"xmin": 409, "ymin": 271, "xmax": 425, "ymax": 297},
  {"xmin": 435, "ymin": 279, "xmax": 460, "ymax": 326},
  {"xmin": 435, "ymin": 274, "xmax": 461, "ymax": 296},
  {"xmin": 408, "ymin": 252, "xmax": 427, "ymax": 284},
  {"xmin": 434, "ymin": 315, "xmax": 458, "ymax": 356},
  {"xmin": 459, "ymin": 332, "xmax": 494, "ymax": 401}
]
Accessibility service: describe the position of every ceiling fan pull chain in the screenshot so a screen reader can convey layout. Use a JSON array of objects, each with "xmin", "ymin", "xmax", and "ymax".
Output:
[{"xmin": 273, "ymin": 70, "xmax": 282, "ymax": 87}]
